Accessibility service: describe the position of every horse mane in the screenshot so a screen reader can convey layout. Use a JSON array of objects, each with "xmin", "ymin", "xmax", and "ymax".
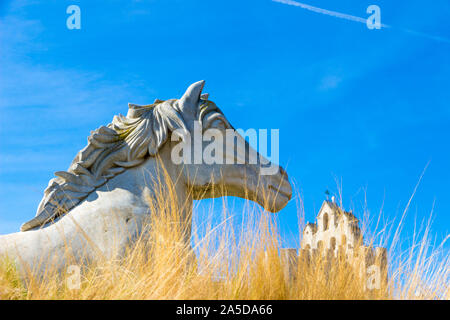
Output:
[{"xmin": 20, "ymin": 99, "xmax": 187, "ymax": 232}]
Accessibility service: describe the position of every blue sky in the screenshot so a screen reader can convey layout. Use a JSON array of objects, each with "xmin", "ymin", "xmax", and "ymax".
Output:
[{"xmin": 0, "ymin": 0, "xmax": 449, "ymax": 250}]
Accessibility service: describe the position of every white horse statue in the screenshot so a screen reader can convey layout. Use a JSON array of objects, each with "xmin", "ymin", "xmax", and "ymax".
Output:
[{"xmin": 0, "ymin": 81, "xmax": 292, "ymax": 274}]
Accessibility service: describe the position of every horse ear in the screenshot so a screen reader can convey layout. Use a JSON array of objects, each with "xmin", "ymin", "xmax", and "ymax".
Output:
[{"xmin": 178, "ymin": 80, "xmax": 205, "ymax": 112}]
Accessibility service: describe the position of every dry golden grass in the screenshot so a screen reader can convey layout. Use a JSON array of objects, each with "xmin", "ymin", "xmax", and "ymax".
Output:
[{"xmin": 0, "ymin": 172, "xmax": 448, "ymax": 300}]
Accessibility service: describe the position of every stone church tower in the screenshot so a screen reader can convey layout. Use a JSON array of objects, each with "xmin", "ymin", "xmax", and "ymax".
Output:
[
  {"xmin": 301, "ymin": 200, "xmax": 363, "ymax": 254},
  {"xmin": 300, "ymin": 200, "xmax": 388, "ymax": 285}
]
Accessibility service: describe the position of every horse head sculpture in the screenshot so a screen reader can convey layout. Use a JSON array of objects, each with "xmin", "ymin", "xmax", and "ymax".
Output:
[{"xmin": 0, "ymin": 81, "xmax": 292, "ymax": 274}]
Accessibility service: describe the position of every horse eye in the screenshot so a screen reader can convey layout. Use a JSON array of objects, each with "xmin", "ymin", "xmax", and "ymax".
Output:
[
  {"xmin": 210, "ymin": 119, "xmax": 227, "ymax": 129},
  {"xmin": 203, "ymin": 113, "xmax": 229, "ymax": 130}
]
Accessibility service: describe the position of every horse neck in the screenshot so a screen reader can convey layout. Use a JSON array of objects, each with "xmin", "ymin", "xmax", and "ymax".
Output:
[
  {"xmin": 136, "ymin": 146, "xmax": 194, "ymax": 246},
  {"xmin": 0, "ymin": 149, "xmax": 195, "ymax": 271},
  {"xmin": 138, "ymin": 145, "xmax": 193, "ymax": 218}
]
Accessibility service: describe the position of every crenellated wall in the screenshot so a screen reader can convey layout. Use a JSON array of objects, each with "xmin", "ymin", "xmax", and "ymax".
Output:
[{"xmin": 280, "ymin": 200, "xmax": 388, "ymax": 289}]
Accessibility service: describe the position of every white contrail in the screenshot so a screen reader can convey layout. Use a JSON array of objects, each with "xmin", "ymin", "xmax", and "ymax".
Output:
[
  {"xmin": 272, "ymin": 0, "xmax": 388, "ymax": 27},
  {"xmin": 273, "ymin": 0, "xmax": 450, "ymax": 44},
  {"xmin": 401, "ymin": 28, "xmax": 450, "ymax": 45}
]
